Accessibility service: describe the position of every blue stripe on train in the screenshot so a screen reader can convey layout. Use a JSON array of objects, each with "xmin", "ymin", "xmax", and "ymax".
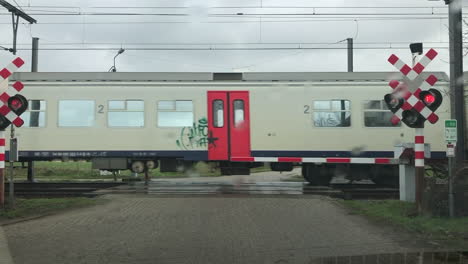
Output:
[{"xmin": 12, "ymin": 150, "xmax": 448, "ymax": 160}]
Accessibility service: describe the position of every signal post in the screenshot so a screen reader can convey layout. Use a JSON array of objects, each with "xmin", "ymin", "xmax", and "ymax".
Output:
[
  {"xmin": 385, "ymin": 48, "xmax": 443, "ymax": 213},
  {"xmin": 0, "ymin": 57, "xmax": 28, "ymax": 208}
]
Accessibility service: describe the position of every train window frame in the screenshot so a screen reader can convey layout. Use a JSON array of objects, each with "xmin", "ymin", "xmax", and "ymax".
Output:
[
  {"xmin": 107, "ymin": 99, "xmax": 145, "ymax": 128},
  {"xmin": 362, "ymin": 100, "xmax": 401, "ymax": 128},
  {"xmin": 212, "ymin": 99, "xmax": 224, "ymax": 128},
  {"xmin": 312, "ymin": 99, "xmax": 352, "ymax": 128},
  {"xmin": 57, "ymin": 100, "xmax": 96, "ymax": 128},
  {"xmin": 157, "ymin": 100, "xmax": 194, "ymax": 128},
  {"xmin": 233, "ymin": 99, "xmax": 245, "ymax": 128},
  {"xmin": 21, "ymin": 99, "xmax": 47, "ymax": 128}
]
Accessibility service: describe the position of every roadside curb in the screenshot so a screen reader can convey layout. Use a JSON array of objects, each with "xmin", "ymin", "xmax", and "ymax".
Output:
[
  {"xmin": 0, "ymin": 213, "xmax": 54, "ymax": 227},
  {"xmin": 0, "ymin": 226, "xmax": 14, "ymax": 264}
]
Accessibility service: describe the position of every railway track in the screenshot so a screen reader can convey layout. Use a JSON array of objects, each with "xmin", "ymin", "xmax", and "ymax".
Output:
[
  {"xmin": 4, "ymin": 181, "xmax": 399, "ymax": 200},
  {"xmin": 96, "ymin": 181, "xmax": 399, "ymax": 200},
  {"xmin": 4, "ymin": 182, "xmax": 125, "ymax": 197}
]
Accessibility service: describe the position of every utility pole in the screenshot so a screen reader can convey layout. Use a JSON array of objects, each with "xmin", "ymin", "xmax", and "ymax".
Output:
[
  {"xmin": 31, "ymin": 37, "xmax": 38, "ymax": 72},
  {"xmin": 0, "ymin": 0, "xmax": 36, "ymax": 54},
  {"xmin": 347, "ymin": 38, "xmax": 353, "ymax": 72},
  {"xmin": 28, "ymin": 37, "xmax": 39, "ymax": 182},
  {"xmin": 447, "ymin": 0, "xmax": 465, "ymax": 163}
]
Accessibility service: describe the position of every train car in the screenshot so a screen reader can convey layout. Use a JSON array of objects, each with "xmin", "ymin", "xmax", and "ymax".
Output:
[{"xmin": 8, "ymin": 71, "xmax": 452, "ymax": 185}]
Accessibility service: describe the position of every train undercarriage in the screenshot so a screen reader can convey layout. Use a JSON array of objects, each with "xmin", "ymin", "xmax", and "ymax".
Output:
[{"xmin": 86, "ymin": 157, "xmax": 446, "ymax": 188}]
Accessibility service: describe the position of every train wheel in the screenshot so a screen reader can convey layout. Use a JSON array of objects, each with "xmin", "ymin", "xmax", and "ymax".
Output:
[
  {"xmin": 302, "ymin": 164, "xmax": 331, "ymax": 186},
  {"xmin": 131, "ymin": 161, "xmax": 145, "ymax": 173}
]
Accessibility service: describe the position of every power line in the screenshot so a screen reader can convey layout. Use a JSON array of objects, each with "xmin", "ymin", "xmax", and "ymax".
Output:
[
  {"xmin": 11, "ymin": 46, "xmax": 451, "ymax": 51},
  {"xmin": 0, "ymin": 16, "xmax": 455, "ymax": 25},
  {"xmin": 11, "ymin": 0, "xmax": 23, "ymax": 11},
  {"xmin": 0, "ymin": 12, "xmax": 452, "ymax": 16},
  {"xmin": 0, "ymin": 41, "xmax": 456, "ymax": 46}
]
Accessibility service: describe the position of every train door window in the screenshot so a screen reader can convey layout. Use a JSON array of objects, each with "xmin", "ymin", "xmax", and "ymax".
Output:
[
  {"xmin": 22, "ymin": 100, "xmax": 46, "ymax": 127},
  {"xmin": 233, "ymin": 100, "xmax": 244, "ymax": 127},
  {"xmin": 213, "ymin": 100, "xmax": 224, "ymax": 127},
  {"xmin": 157, "ymin": 100, "xmax": 193, "ymax": 127},
  {"xmin": 312, "ymin": 100, "xmax": 351, "ymax": 127},
  {"xmin": 108, "ymin": 100, "xmax": 144, "ymax": 127},
  {"xmin": 363, "ymin": 100, "xmax": 401, "ymax": 127},
  {"xmin": 58, "ymin": 100, "xmax": 95, "ymax": 127}
]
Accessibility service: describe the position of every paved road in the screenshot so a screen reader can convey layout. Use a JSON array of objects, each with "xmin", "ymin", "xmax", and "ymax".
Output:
[
  {"xmin": 0, "ymin": 225, "xmax": 13, "ymax": 264},
  {"xmin": 4, "ymin": 195, "xmax": 432, "ymax": 264}
]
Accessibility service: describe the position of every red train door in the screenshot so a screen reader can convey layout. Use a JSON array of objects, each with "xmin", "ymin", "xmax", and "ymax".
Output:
[{"xmin": 207, "ymin": 91, "xmax": 251, "ymax": 160}]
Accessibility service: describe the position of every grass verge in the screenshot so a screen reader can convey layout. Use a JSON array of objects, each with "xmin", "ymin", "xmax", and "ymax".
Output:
[
  {"xmin": 340, "ymin": 200, "xmax": 468, "ymax": 248},
  {"xmin": 0, "ymin": 197, "xmax": 99, "ymax": 221}
]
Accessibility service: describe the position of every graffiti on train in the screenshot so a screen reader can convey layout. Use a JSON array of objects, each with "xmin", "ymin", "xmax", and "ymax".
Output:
[{"xmin": 176, "ymin": 117, "xmax": 209, "ymax": 150}]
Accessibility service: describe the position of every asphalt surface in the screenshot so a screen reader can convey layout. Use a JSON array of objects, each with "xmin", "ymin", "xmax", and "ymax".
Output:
[{"xmin": 3, "ymin": 194, "xmax": 432, "ymax": 264}]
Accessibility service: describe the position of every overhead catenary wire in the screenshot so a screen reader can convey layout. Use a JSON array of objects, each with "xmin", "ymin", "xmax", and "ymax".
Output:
[
  {"xmin": 10, "ymin": 46, "xmax": 451, "ymax": 51},
  {"xmin": 0, "ymin": 41, "xmax": 457, "ymax": 46},
  {"xmin": 0, "ymin": 16, "xmax": 458, "ymax": 24}
]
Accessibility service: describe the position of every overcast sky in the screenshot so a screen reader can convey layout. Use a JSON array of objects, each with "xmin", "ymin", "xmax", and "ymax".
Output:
[{"xmin": 0, "ymin": 0, "xmax": 466, "ymax": 73}]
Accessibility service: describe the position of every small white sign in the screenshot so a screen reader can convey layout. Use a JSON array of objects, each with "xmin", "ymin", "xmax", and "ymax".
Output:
[{"xmin": 447, "ymin": 144, "xmax": 455, "ymax": 157}]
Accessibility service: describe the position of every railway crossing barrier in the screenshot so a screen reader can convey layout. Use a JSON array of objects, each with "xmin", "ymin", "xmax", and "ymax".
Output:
[
  {"xmin": 0, "ymin": 57, "xmax": 27, "ymax": 208},
  {"xmin": 386, "ymin": 48, "xmax": 443, "ymax": 212}
]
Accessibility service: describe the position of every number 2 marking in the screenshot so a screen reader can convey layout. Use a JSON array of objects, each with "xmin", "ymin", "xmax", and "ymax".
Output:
[
  {"xmin": 304, "ymin": 105, "xmax": 310, "ymax": 114},
  {"xmin": 98, "ymin": 105, "xmax": 104, "ymax": 113}
]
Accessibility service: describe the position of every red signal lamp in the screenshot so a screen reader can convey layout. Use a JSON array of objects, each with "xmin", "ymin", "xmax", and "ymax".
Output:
[
  {"xmin": 7, "ymin": 95, "xmax": 28, "ymax": 115},
  {"xmin": 423, "ymin": 94, "xmax": 435, "ymax": 105},
  {"xmin": 9, "ymin": 97, "xmax": 23, "ymax": 110}
]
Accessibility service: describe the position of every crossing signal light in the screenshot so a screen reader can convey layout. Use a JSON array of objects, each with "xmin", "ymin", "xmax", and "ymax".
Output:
[
  {"xmin": 0, "ymin": 95, "xmax": 28, "ymax": 130},
  {"xmin": 419, "ymin": 89, "xmax": 442, "ymax": 111},
  {"xmin": 401, "ymin": 109, "xmax": 425, "ymax": 128},
  {"xmin": 423, "ymin": 94, "xmax": 435, "ymax": 105},
  {"xmin": 8, "ymin": 95, "xmax": 27, "ymax": 115},
  {"xmin": 0, "ymin": 115, "xmax": 10, "ymax": 130},
  {"xmin": 384, "ymin": 94, "xmax": 403, "ymax": 112}
]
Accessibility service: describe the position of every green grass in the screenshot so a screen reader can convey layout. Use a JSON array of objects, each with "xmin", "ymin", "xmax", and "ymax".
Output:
[
  {"xmin": 341, "ymin": 200, "xmax": 468, "ymax": 246},
  {"xmin": 7, "ymin": 161, "xmax": 271, "ymax": 181},
  {"xmin": 0, "ymin": 197, "xmax": 99, "ymax": 220}
]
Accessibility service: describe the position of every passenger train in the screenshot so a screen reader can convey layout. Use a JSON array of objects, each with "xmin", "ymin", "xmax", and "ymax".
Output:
[{"xmin": 7, "ymin": 71, "xmax": 454, "ymax": 185}]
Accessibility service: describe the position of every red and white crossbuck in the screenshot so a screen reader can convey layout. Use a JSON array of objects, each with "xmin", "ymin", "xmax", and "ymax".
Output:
[
  {"xmin": 0, "ymin": 57, "xmax": 26, "ymax": 170},
  {"xmin": 387, "ymin": 48, "xmax": 439, "ymax": 167}
]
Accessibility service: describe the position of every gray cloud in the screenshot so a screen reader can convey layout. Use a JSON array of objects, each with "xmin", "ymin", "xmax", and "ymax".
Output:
[{"xmin": 0, "ymin": 0, "xmax": 464, "ymax": 73}]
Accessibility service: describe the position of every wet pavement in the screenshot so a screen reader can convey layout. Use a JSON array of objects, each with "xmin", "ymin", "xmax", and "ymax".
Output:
[{"xmin": 4, "ymin": 195, "xmax": 437, "ymax": 264}]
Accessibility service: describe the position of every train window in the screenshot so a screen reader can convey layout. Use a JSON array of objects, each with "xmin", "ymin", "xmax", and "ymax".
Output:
[
  {"xmin": 58, "ymin": 100, "xmax": 95, "ymax": 127},
  {"xmin": 22, "ymin": 100, "xmax": 46, "ymax": 127},
  {"xmin": 312, "ymin": 100, "xmax": 351, "ymax": 127},
  {"xmin": 233, "ymin": 100, "xmax": 244, "ymax": 127},
  {"xmin": 157, "ymin": 100, "xmax": 193, "ymax": 127},
  {"xmin": 108, "ymin": 100, "xmax": 144, "ymax": 127},
  {"xmin": 213, "ymin": 100, "xmax": 224, "ymax": 127},
  {"xmin": 363, "ymin": 100, "xmax": 401, "ymax": 127}
]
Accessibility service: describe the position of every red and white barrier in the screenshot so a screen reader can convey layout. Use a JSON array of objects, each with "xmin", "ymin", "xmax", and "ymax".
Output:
[{"xmin": 231, "ymin": 156, "xmax": 396, "ymax": 164}]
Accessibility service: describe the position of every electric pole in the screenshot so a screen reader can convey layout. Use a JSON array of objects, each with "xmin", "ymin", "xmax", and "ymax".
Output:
[
  {"xmin": 347, "ymin": 38, "xmax": 353, "ymax": 72},
  {"xmin": 447, "ymin": 0, "xmax": 465, "ymax": 164}
]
